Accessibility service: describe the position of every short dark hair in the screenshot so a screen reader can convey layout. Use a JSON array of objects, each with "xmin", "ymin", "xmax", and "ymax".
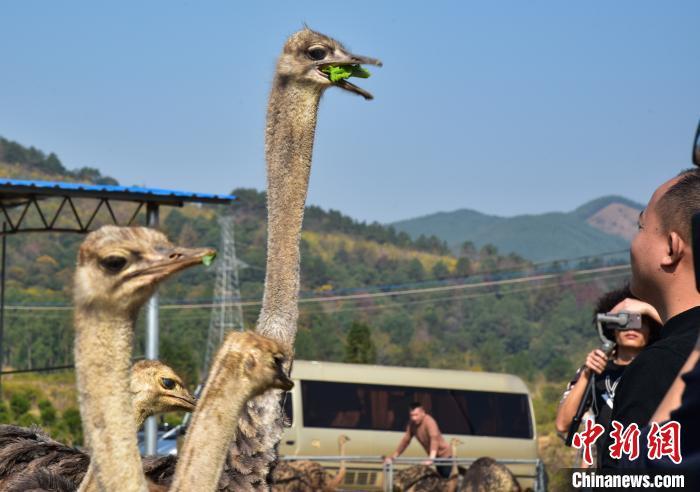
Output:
[
  {"xmin": 657, "ymin": 168, "xmax": 700, "ymax": 241},
  {"xmin": 594, "ymin": 284, "xmax": 661, "ymax": 343},
  {"xmin": 409, "ymin": 402, "xmax": 423, "ymax": 411},
  {"xmin": 593, "ymin": 284, "xmax": 632, "ymax": 320}
]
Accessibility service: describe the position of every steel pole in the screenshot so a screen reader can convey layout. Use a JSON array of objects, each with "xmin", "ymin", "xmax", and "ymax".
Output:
[
  {"xmin": 0, "ymin": 223, "xmax": 6, "ymax": 400},
  {"xmin": 145, "ymin": 204, "xmax": 159, "ymax": 455}
]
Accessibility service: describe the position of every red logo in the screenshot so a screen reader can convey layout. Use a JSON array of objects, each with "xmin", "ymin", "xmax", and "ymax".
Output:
[
  {"xmin": 572, "ymin": 419, "xmax": 605, "ymax": 466},
  {"xmin": 608, "ymin": 421, "xmax": 641, "ymax": 460},
  {"xmin": 647, "ymin": 421, "xmax": 682, "ymax": 464}
]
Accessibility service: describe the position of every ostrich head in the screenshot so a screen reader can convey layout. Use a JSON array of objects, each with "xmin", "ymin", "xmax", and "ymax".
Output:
[
  {"xmin": 74, "ymin": 225, "xmax": 215, "ymax": 315},
  {"xmin": 223, "ymin": 331, "xmax": 294, "ymax": 396},
  {"xmin": 276, "ymin": 27, "xmax": 382, "ymax": 100},
  {"xmin": 130, "ymin": 360, "xmax": 196, "ymax": 420}
]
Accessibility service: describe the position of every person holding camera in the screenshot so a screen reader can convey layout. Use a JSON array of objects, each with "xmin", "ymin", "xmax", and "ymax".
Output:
[{"xmin": 555, "ymin": 285, "xmax": 661, "ymax": 466}]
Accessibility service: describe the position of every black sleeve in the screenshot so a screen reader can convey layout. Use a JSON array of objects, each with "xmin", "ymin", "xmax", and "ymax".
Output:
[{"xmin": 670, "ymin": 358, "xmax": 700, "ymax": 458}]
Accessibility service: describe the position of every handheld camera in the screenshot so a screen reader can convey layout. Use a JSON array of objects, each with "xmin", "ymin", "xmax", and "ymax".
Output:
[
  {"xmin": 565, "ymin": 311, "xmax": 641, "ymax": 446},
  {"xmin": 596, "ymin": 311, "xmax": 642, "ymax": 345}
]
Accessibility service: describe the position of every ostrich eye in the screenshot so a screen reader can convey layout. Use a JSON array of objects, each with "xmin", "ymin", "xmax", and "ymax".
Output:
[
  {"xmin": 100, "ymin": 255, "xmax": 127, "ymax": 272},
  {"xmin": 161, "ymin": 377, "xmax": 176, "ymax": 390},
  {"xmin": 307, "ymin": 47, "xmax": 327, "ymax": 61}
]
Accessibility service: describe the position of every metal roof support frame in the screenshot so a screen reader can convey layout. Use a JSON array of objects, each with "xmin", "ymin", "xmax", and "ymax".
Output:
[{"xmin": 0, "ymin": 179, "xmax": 236, "ymax": 454}]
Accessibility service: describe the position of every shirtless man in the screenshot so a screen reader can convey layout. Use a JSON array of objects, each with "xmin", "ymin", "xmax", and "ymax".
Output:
[{"xmin": 384, "ymin": 402, "xmax": 452, "ymax": 478}]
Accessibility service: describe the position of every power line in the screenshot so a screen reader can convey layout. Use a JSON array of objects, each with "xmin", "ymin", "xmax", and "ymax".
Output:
[
  {"xmin": 296, "ymin": 270, "xmax": 631, "ymax": 315},
  {"xmin": 0, "ymin": 268, "xmax": 632, "ymax": 373},
  {"xmin": 0, "ymin": 364, "xmax": 75, "ymax": 375},
  {"xmin": 0, "ymin": 264, "xmax": 630, "ymax": 313}
]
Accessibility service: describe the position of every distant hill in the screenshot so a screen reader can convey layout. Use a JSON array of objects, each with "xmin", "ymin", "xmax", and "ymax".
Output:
[
  {"xmin": 391, "ymin": 195, "xmax": 644, "ymax": 262},
  {"xmin": 0, "ymin": 136, "xmax": 118, "ymax": 185}
]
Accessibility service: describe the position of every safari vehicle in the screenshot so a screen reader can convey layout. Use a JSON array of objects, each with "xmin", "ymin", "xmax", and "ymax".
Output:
[{"xmin": 279, "ymin": 360, "xmax": 541, "ymax": 491}]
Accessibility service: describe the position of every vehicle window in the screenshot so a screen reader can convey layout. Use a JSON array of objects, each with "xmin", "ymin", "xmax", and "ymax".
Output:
[
  {"xmin": 283, "ymin": 391, "xmax": 293, "ymax": 425},
  {"xmin": 301, "ymin": 380, "xmax": 532, "ymax": 439}
]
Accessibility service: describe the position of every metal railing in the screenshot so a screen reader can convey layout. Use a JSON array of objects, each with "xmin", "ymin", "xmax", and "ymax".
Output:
[{"xmin": 279, "ymin": 455, "xmax": 544, "ymax": 492}]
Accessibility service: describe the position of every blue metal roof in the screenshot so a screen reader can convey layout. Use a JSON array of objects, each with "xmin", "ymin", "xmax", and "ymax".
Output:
[{"xmin": 0, "ymin": 178, "xmax": 237, "ymax": 206}]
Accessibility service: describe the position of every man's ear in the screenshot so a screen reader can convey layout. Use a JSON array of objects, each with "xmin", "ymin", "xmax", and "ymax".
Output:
[{"xmin": 661, "ymin": 231, "xmax": 686, "ymax": 267}]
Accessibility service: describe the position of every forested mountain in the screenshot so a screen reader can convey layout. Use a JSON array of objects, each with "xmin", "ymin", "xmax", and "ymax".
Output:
[
  {"xmin": 391, "ymin": 196, "xmax": 643, "ymax": 262},
  {"xmin": 0, "ymin": 136, "xmax": 629, "ymax": 383},
  {"xmin": 0, "ymin": 136, "xmax": 629, "ymax": 468}
]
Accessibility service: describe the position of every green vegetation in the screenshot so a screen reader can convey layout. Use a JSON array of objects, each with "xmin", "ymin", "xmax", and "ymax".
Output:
[
  {"xmin": 1, "ymin": 372, "xmax": 83, "ymax": 444},
  {"xmin": 0, "ymin": 136, "xmax": 624, "ymax": 470},
  {"xmin": 344, "ymin": 322, "xmax": 376, "ymax": 364}
]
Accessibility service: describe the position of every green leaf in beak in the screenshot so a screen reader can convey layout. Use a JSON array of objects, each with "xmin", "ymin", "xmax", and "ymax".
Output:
[{"xmin": 322, "ymin": 64, "xmax": 371, "ymax": 83}]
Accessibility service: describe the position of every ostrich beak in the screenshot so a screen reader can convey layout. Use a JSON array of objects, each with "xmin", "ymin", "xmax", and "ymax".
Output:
[
  {"xmin": 274, "ymin": 357, "xmax": 294, "ymax": 391},
  {"xmin": 131, "ymin": 246, "xmax": 217, "ymax": 282},
  {"xmin": 164, "ymin": 392, "xmax": 197, "ymax": 413},
  {"xmin": 318, "ymin": 53, "xmax": 382, "ymax": 100}
]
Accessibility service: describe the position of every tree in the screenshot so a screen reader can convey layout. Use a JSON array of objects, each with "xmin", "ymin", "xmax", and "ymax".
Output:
[
  {"xmin": 344, "ymin": 322, "xmax": 376, "ymax": 364},
  {"xmin": 479, "ymin": 243, "xmax": 499, "ymax": 259},
  {"xmin": 43, "ymin": 153, "xmax": 65, "ymax": 174},
  {"xmin": 39, "ymin": 399, "xmax": 57, "ymax": 425},
  {"xmin": 545, "ymin": 355, "xmax": 573, "ymax": 381},
  {"xmin": 10, "ymin": 392, "xmax": 30, "ymax": 417},
  {"xmin": 432, "ymin": 261, "xmax": 449, "ymax": 280},
  {"xmin": 460, "ymin": 241, "xmax": 477, "ymax": 259},
  {"xmin": 505, "ymin": 353, "xmax": 536, "ymax": 380},
  {"xmin": 455, "ymin": 257, "xmax": 472, "ymax": 277},
  {"xmin": 406, "ymin": 258, "xmax": 425, "ymax": 282},
  {"xmin": 0, "ymin": 402, "xmax": 10, "ymax": 424},
  {"xmin": 62, "ymin": 408, "xmax": 83, "ymax": 445}
]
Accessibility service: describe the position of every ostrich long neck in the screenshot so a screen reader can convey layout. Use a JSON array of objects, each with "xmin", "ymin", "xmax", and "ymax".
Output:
[
  {"xmin": 256, "ymin": 77, "xmax": 322, "ymax": 349},
  {"xmin": 327, "ymin": 439, "xmax": 348, "ymax": 490},
  {"xmin": 225, "ymin": 78, "xmax": 324, "ymax": 491},
  {"xmin": 171, "ymin": 339, "xmax": 254, "ymax": 492},
  {"xmin": 450, "ymin": 442, "xmax": 458, "ymax": 477},
  {"xmin": 75, "ymin": 309, "xmax": 147, "ymax": 492},
  {"xmin": 79, "ymin": 384, "xmax": 156, "ymax": 492}
]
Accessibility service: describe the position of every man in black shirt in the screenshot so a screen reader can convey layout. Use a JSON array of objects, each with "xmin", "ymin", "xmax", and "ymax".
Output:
[{"xmin": 601, "ymin": 168, "xmax": 700, "ymax": 468}]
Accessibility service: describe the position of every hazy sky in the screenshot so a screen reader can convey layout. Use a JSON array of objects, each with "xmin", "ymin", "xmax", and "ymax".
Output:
[{"xmin": 1, "ymin": 1, "xmax": 699, "ymax": 223}]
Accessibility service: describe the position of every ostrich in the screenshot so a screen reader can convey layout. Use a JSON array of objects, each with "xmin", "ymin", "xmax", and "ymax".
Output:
[
  {"xmin": 392, "ymin": 438, "xmax": 465, "ymax": 492},
  {"xmin": 392, "ymin": 465, "xmax": 442, "ymax": 492},
  {"xmin": 0, "ymin": 359, "xmax": 195, "ymax": 491},
  {"xmin": 459, "ymin": 457, "xmax": 521, "ymax": 492},
  {"xmin": 135, "ymin": 28, "xmax": 380, "ymax": 491},
  {"xmin": 78, "ymin": 359, "xmax": 196, "ymax": 491},
  {"xmin": 72, "ymin": 225, "xmax": 214, "ymax": 492},
  {"xmin": 443, "ymin": 438, "xmax": 465, "ymax": 492},
  {"xmin": 126, "ymin": 359, "xmax": 196, "ymax": 430},
  {"xmin": 271, "ymin": 434, "xmax": 351, "ymax": 491},
  {"xmin": 3, "ymin": 331, "xmax": 293, "ymax": 492},
  {"xmin": 228, "ymin": 27, "xmax": 381, "ymax": 490},
  {"xmin": 167, "ymin": 330, "xmax": 293, "ymax": 491}
]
